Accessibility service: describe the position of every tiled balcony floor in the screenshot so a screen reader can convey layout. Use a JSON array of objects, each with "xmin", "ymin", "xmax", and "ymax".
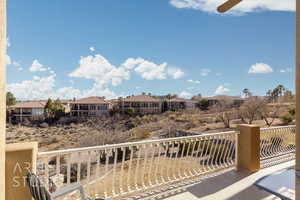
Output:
[{"xmin": 153, "ymin": 160, "xmax": 295, "ymax": 200}]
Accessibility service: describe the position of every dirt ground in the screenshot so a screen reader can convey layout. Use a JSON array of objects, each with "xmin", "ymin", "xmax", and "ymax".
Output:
[{"xmin": 6, "ymin": 111, "xmax": 287, "ymax": 152}]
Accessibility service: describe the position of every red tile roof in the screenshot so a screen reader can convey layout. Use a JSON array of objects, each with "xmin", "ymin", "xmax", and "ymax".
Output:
[
  {"xmin": 123, "ymin": 95, "xmax": 160, "ymax": 102},
  {"xmin": 70, "ymin": 96, "xmax": 109, "ymax": 104},
  {"xmin": 10, "ymin": 101, "xmax": 46, "ymax": 109}
]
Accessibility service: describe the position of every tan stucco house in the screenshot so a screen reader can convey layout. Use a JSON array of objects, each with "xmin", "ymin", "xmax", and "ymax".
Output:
[
  {"xmin": 70, "ymin": 96, "xmax": 110, "ymax": 117},
  {"xmin": 121, "ymin": 95, "xmax": 162, "ymax": 114},
  {"xmin": 9, "ymin": 101, "xmax": 46, "ymax": 122}
]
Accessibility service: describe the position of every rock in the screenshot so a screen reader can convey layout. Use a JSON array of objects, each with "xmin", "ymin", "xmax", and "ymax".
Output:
[{"xmin": 39, "ymin": 122, "xmax": 49, "ymax": 128}]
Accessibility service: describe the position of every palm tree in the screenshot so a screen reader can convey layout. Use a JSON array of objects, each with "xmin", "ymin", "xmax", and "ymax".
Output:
[
  {"xmin": 276, "ymin": 84, "xmax": 286, "ymax": 97},
  {"xmin": 242, "ymin": 88, "xmax": 252, "ymax": 98}
]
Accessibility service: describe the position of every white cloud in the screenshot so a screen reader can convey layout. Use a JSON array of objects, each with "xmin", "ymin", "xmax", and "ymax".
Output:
[
  {"xmin": 179, "ymin": 91, "xmax": 192, "ymax": 99},
  {"xmin": 69, "ymin": 54, "xmax": 130, "ymax": 87},
  {"xmin": 29, "ymin": 60, "xmax": 48, "ymax": 72},
  {"xmin": 169, "ymin": 0, "xmax": 295, "ymax": 14},
  {"xmin": 215, "ymin": 85, "xmax": 230, "ymax": 95},
  {"xmin": 134, "ymin": 60, "xmax": 168, "ymax": 80},
  {"xmin": 17, "ymin": 67, "xmax": 23, "ymax": 71},
  {"xmin": 167, "ymin": 67, "xmax": 185, "ymax": 79},
  {"xmin": 248, "ymin": 63, "xmax": 273, "ymax": 74},
  {"xmin": 122, "ymin": 58, "xmax": 185, "ymax": 80},
  {"xmin": 8, "ymin": 75, "xmax": 56, "ymax": 100},
  {"xmin": 279, "ymin": 68, "xmax": 292, "ymax": 73},
  {"xmin": 187, "ymin": 79, "xmax": 200, "ymax": 84},
  {"xmin": 122, "ymin": 58, "xmax": 145, "ymax": 69},
  {"xmin": 89, "ymin": 47, "xmax": 96, "ymax": 52},
  {"xmin": 7, "ymin": 74, "xmax": 118, "ymax": 100},
  {"xmin": 200, "ymin": 68, "xmax": 211, "ymax": 76}
]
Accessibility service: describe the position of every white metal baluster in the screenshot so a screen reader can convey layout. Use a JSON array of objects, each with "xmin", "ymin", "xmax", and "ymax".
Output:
[
  {"xmin": 188, "ymin": 139, "xmax": 197, "ymax": 176},
  {"xmin": 205, "ymin": 136, "xmax": 214, "ymax": 172},
  {"xmin": 154, "ymin": 143, "xmax": 162, "ymax": 185},
  {"xmin": 160, "ymin": 142, "xmax": 168, "ymax": 183},
  {"xmin": 141, "ymin": 144, "xmax": 148, "ymax": 188},
  {"xmin": 267, "ymin": 130, "xmax": 273, "ymax": 158},
  {"xmin": 217, "ymin": 135, "xmax": 227, "ymax": 169},
  {"xmin": 178, "ymin": 141, "xmax": 186, "ymax": 178},
  {"xmin": 218, "ymin": 135, "xmax": 228, "ymax": 168},
  {"xmin": 56, "ymin": 154, "xmax": 60, "ymax": 178},
  {"xmin": 202, "ymin": 137, "xmax": 211, "ymax": 173},
  {"xmin": 272, "ymin": 129, "xmax": 280, "ymax": 156},
  {"xmin": 67, "ymin": 154, "xmax": 71, "ymax": 185},
  {"xmin": 134, "ymin": 145, "xmax": 142, "ymax": 190},
  {"xmin": 119, "ymin": 147, "xmax": 126, "ymax": 194},
  {"xmin": 172, "ymin": 141, "xmax": 180, "ymax": 180},
  {"xmin": 194, "ymin": 139, "xmax": 203, "ymax": 175},
  {"xmin": 227, "ymin": 135, "xmax": 236, "ymax": 166},
  {"xmin": 95, "ymin": 150, "xmax": 100, "ymax": 199},
  {"xmin": 212, "ymin": 135, "xmax": 222, "ymax": 169},
  {"xmin": 112, "ymin": 148, "xmax": 118, "ymax": 196},
  {"xmin": 87, "ymin": 151, "xmax": 91, "ymax": 184},
  {"xmin": 77, "ymin": 152, "xmax": 81, "ymax": 183},
  {"xmin": 166, "ymin": 142, "xmax": 175, "ymax": 182},
  {"xmin": 44, "ymin": 157, "xmax": 49, "ymax": 190},
  {"xmin": 199, "ymin": 138, "xmax": 208, "ymax": 174},
  {"xmin": 104, "ymin": 149, "xmax": 110, "ymax": 199},
  {"xmin": 221, "ymin": 135, "xmax": 231, "ymax": 168},
  {"xmin": 183, "ymin": 140, "xmax": 192, "ymax": 177},
  {"xmin": 127, "ymin": 146, "xmax": 134, "ymax": 192},
  {"xmin": 148, "ymin": 144, "xmax": 155, "ymax": 186}
]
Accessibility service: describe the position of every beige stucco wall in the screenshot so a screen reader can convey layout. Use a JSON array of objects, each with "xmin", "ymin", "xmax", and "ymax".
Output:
[
  {"xmin": 5, "ymin": 142, "xmax": 38, "ymax": 200},
  {"xmin": 0, "ymin": 0, "xmax": 6, "ymax": 199}
]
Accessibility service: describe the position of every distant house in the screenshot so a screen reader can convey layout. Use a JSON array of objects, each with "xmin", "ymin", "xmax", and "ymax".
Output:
[
  {"xmin": 9, "ymin": 101, "xmax": 46, "ymax": 122},
  {"xmin": 121, "ymin": 95, "xmax": 162, "ymax": 114},
  {"xmin": 166, "ymin": 97, "xmax": 197, "ymax": 111},
  {"xmin": 206, "ymin": 96, "xmax": 245, "ymax": 107},
  {"xmin": 70, "ymin": 96, "xmax": 109, "ymax": 117}
]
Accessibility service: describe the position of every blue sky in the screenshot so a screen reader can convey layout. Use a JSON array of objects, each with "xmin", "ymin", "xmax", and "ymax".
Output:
[{"xmin": 6, "ymin": 0, "xmax": 295, "ymax": 100}]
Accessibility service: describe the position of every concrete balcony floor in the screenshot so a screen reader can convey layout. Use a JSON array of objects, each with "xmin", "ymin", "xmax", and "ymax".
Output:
[{"xmin": 150, "ymin": 160, "xmax": 295, "ymax": 200}]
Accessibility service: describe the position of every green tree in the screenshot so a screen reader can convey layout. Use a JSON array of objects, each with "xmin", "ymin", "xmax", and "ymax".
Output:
[
  {"xmin": 6, "ymin": 92, "xmax": 16, "ymax": 107},
  {"xmin": 44, "ymin": 98, "xmax": 65, "ymax": 121}
]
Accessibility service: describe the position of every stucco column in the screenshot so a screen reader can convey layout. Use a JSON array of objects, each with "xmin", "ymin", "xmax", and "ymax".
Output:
[
  {"xmin": 297, "ymin": 0, "xmax": 300, "ymax": 172},
  {"xmin": 237, "ymin": 125, "xmax": 260, "ymax": 172},
  {"xmin": 296, "ymin": 1, "xmax": 300, "ymax": 199},
  {"xmin": 0, "ymin": 0, "xmax": 6, "ymax": 199}
]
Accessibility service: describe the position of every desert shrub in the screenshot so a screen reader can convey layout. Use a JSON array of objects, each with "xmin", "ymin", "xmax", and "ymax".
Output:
[
  {"xmin": 280, "ymin": 112, "xmax": 294, "ymax": 124},
  {"xmin": 131, "ymin": 127, "xmax": 151, "ymax": 140},
  {"xmin": 196, "ymin": 99, "xmax": 210, "ymax": 111},
  {"xmin": 280, "ymin": 105, "xmax": 295, "ymax": 125}
]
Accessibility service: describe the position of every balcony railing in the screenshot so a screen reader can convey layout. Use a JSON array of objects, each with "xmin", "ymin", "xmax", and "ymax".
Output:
[
  {"xmin": 260, "ymin": 125, "xmax": 296, "ymax": 166},
  {"xmin": 37, "ymin": 131, "xmax": 238, "ymax": 199}
]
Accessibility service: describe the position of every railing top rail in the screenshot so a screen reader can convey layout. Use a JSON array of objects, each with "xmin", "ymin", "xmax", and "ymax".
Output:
[
  {"xmin": 260, "ymin": 125, "xmax": 295, "ymax": 131},
  {"xmin": 38, "ymin": 130, "xmax": 238, "ymax": 156}
]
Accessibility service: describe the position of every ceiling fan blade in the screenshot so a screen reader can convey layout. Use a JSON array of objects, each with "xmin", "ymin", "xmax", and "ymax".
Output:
[{"xmin": 217, "ymin": 0, "xmax": 242, "ymax": 13}]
